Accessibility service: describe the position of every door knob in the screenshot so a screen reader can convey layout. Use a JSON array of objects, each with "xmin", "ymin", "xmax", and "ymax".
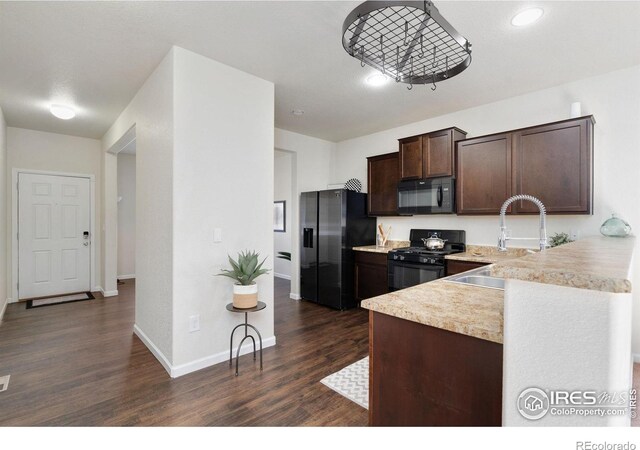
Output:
[{"xmin": 83, "ymin": 242, "xmax": 89, "ymax": 246}]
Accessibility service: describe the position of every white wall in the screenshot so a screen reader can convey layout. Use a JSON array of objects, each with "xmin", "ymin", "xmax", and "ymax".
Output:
[
  {"xmin": 6, "ymin": 127, "xmax": 103, "ymax": 301},
  {"xmin": 274, "ymin": 150, "xmax": 292, "ymax": 279},
  {"xmin": 0, "ymin": 107, "xmax": 7, "ymax": 320},
  {"xmin": 171, "ymin": 47, "xmax": 274, "ymax": 369},
  {"xmin": 102, "ymin": 49, "xmax": 175, "ymax": 364},
  {"xmin": 331, "ymin": 64, "xmax": 640, "ymax": 353},
  {"xmin": 274, "ymin": 128, "xmax": 334, "ymax": 298},
  {"xmin": 117, "ymin": 153, "xmax": 135, "ymax": 278}
]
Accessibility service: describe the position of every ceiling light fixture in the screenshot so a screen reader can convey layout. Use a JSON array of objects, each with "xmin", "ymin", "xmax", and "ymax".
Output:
[
  {"xmin": 365, "ymin": 73, "xmax": 389, "ymax": 87},
  {"xmin": 342, "ymin": 1, "xmax": 472, "ymax": 92},
  {"xmin": 291, "ymin": 109, "xmax": 305, "ymax": 116},
  {"xmin": 49, "ymin": 104, "xmax": 76, "ymax": 120},
  {"xmin": 511, "ymin": 7, "xmax": 544, "ymax": 27}
]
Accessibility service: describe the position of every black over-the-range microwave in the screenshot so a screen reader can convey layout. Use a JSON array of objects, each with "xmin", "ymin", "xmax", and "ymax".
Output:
[{"xmin": 397, "ymin": 177, "xmax": 455, "ymax": 215}]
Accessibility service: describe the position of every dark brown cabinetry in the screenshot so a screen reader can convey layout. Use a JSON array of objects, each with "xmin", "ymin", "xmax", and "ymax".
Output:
[
  {"xmin": 367, "ymin": 152, "xmax": 399, "ymax": 216},
  {"xmin": 512, "ymin": 118, "xmax": 593, "ymax": 214},
  {"xmin": 456, "ymin": 116, "xmax": 594, "ymax": 215},
  {"xmin": 369, "ymin": 311, "xmax": 503, "ymax": 426},
  {"xmin": 457, "ymin": 133, "xmax": 513, "ymax": 215},
  {"xmin": 399, "ymin": 127, "xmax": 467, "ymax": 181},
  {"xmin": 354, "ymin": 251, "xmax": 388, "ymax": 301},
  {"xmin": 446, "ymin": 260, "xmax": 490, "ymax": 276}
]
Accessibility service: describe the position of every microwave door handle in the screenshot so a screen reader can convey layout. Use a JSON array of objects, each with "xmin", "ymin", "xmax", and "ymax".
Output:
[{"xmin": 437, "ymin": 185, "xmax": 443, "ymax": 207}]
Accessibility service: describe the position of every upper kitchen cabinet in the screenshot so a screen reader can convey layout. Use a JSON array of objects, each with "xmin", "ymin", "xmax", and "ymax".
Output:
[
  {"xmin": 398, "ymin": 127, "xmax": 467, "ymax": 180},
  {"xmin": 456, "ymin": 116, "xmax": 595, "ymax": 216},
  {"xmin": 367, "ymin": 152, "xmax": 399, "ymax": 216},
  {"xmin": 457, "ymin": 133, "xmax": 513, "ymax": 215},
  {"xmin": 398, "ymin": 135, "xmax": 423, "ymax": 180},
  {"xmin": 512, "ymin": 117, "xmax": 594, "ymax": 214}
]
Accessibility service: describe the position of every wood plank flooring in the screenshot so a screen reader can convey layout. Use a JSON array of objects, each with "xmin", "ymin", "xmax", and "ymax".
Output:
[{"xmin": 0, "ymin": 278, "xmax": 369, "ymax": 426}]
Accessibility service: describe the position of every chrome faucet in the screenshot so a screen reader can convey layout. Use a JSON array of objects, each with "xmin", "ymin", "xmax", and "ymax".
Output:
[{"xmin": 498, "ymin": 195, "xmax": 548, "ymax": 252}]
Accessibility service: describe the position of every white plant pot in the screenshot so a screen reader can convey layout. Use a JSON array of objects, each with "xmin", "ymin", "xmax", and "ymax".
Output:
[{"xmin": 233, "ymin": 283, "xmax": 258, "ymax": 309}]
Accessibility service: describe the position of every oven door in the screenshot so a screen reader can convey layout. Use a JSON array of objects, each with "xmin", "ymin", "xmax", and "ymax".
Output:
[{"xmin": 388, "ymin": 260, "xmax": 445, "ymax": 291}]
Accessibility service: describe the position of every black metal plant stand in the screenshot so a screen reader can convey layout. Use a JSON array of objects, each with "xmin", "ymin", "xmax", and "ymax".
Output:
[{"xmin": 226, "ymin": 301, "xmax": 265, "ymax": 376}]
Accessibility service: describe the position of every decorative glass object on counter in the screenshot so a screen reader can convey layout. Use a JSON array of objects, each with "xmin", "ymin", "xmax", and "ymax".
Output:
[{"xmin": 600, "ymin": 214, "xmax": 632, "ymax": 237}]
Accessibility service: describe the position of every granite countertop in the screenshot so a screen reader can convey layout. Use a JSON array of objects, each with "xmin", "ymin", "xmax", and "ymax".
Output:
[
  {"xmin": 490, "ymin": 236, "xmax": 635, "ymax": 293},
  {"xmin": 353, "ymin": 240, "xmax": 409, "ymax": 254},
  {"xmin": 361, "ymin": 235, "xmax": 635, "ymax": 344},
  {"xmin": 445, "ymin": 245, "xmax": 532, "ymax": 264},
  {"xmin": 362, "ymin": 278, "xmax": 504, "ymax": 344}
]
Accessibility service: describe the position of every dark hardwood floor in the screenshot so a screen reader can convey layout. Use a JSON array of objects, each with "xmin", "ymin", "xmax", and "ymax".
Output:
[{"xmin": 0, "ymin": 278, "xmax": 369, "ymax": 426}]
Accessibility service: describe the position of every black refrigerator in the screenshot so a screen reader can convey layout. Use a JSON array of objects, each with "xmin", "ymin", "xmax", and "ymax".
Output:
[{"xmin": 300, "ymin": 189, "xmax": 376, "ymax": 310}]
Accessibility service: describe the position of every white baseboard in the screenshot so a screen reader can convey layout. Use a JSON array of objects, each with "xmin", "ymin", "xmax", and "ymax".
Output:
[
  {"xmin": 133, "ymin": 324, "xmax": 173, "ymax": 377},
  {"xmin": 274, "ymin": 273, "xmax": 291, "ymax": 280},
  {"xmin": 289, "ymin": 293, "xmax": 301, "ymax": 300},
  {"xmin": 0, "ymin": 300, "xmax": 7, "ymax": 322},
  {"xmin": 170, "ymin": 336, "xmax": 277, "ymax": 378},
  {"xmin": 134, "ymin": 323, "xmax": 276, "ymax": 378},
  {"xmin": 633, "ymin": 353, "xmax": 640, "ymax": 364},
  {"xmin": 117, "ymin": 274, "xmax": 136, "ymax": 280},
  {"xmin": 6, "ymin": 297, "xmax": 15, "ymax": 305},
  {"xmin": 101, "ymin": 288, "xmax": 119, "ymax": 297}
]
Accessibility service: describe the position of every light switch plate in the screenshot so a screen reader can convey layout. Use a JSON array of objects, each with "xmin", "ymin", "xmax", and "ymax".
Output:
[
  {"xmin": 189, "ymin": 315, "xmax": 200, "ymax": 333},
  {"xmin": 213, "ymin": 228, "xmax": 222, "ymax": 243}
]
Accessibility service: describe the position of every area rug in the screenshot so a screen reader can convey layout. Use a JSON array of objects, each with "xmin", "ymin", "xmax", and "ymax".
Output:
[
  {"xmin": 320, "ymin": 356, "xmax": 369, "ymax": 409},
  {"xmin": 26, "ymin": 292, "xmax": 95, "ymax": 309}
]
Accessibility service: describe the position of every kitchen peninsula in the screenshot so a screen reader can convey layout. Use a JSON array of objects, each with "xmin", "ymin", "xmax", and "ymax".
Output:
[{"xmin": 361, "ymin": 236, "xmax": 635, "ymax": 426}]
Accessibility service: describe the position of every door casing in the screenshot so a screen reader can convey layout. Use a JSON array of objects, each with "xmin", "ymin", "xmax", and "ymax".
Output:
[{"xmin": 11, "ymin": 168, "xmax": 96, "ymax": 303}]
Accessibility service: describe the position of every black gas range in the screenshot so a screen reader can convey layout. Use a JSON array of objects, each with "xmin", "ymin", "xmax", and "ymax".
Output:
[{"xmin": 388, "ymin": 229, "xmax": 466, "ymax": 291}]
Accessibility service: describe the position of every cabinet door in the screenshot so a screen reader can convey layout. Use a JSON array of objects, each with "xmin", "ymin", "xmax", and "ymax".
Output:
[
  {"xmin": 512, "ymin": 118, "xmax": 593, "ymax": 214},
  {"xmin": 399, "ymin": 136, "xmax": 423, "ymax": 180},
  {"xmin": 423, "ymin": 130, "xmax": 453, "ymax": 178},
  {"xmin": 367, "ymin": 152, "xmax": 399, "ymax": 216},
  {"xmin": 354, "ymin": 252, "xmax": 388, "ymax": 301},
  {"xmin": 456, "ymin": 134, "xmax": 513, "ymax": 215}
]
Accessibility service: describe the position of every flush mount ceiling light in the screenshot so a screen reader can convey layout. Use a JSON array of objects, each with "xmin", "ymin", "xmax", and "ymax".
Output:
[
  {"xmin": 49, "ymin": 104, "xmax": 76, "ymax": 120},
  {"xmin": 291, "ymin": 109, "xmax": 305, "ymax": 116},
  {"xmin": 511, "ymin": 7, "xmax": 544, "ymax": 27},
  {"xmin": 365, "ymin": 73, "xmax": 389, "ymax": 87},
  {"xmin": 342, "ymin": 1, "xmax": 472, "ymax": 91}
]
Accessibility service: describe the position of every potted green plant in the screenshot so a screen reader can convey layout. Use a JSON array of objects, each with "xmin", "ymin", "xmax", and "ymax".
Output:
[{"xmin": 217, "ymin": 250, "xmax": 270, "ymax": 309}]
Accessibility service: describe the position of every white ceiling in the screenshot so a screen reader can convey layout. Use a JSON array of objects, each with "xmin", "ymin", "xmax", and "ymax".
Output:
[{"xmin": 1, "ymin": 1, "xmax": 640, "ymax": 142}]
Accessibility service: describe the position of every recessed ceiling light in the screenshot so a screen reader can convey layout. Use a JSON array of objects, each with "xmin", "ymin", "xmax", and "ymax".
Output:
[
  {"xmin": 511, "ymin": 7, "xmax": 544, "ymax": 27},
  {"xmin": 365, "ymin": 73, "xmax": 389, "ymax": 87},
  {"xmin": 291, "ymin": 109, "xmax": 305, "ymax": 116},
  {"xmin": 50, "ymin": 104, "xmax": 76, "ymax": 120}
]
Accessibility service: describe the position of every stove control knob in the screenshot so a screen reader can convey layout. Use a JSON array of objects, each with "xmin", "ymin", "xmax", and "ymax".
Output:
[{"xmin": 400, "ymin": 256, "xmax": 405, "ymax": 261}]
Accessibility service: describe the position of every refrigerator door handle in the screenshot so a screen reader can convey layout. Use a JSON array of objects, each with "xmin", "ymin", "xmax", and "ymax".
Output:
[{"xmin": 303, "ymin": 228, "xmax": 314, "ymax": 248}]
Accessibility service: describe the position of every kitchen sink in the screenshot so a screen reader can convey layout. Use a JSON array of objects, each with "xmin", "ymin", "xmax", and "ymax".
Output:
[{"xmin": 444, "ymin": 267, "xmax": 505, "ymax": 290}]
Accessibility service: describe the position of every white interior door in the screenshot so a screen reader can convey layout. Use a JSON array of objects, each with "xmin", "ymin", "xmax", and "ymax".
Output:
[{"xmin": 18, "ymin": 173, "xmax": 91, "ymax": 299}]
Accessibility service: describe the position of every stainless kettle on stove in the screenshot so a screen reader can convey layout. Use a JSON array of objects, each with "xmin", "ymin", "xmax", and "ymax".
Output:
[{"xmin": 421, "ymin": 233, "xmax": 447, "ymax": 250}]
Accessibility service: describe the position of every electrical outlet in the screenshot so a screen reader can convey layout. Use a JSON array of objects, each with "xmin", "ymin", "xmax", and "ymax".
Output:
[
  {"xmin": 189, "ymin": 315, "xmax": 200, "ymax": 333},
  {"xmin": 570, "ymin": 229, "xmax": 580, "ymax": 240}
]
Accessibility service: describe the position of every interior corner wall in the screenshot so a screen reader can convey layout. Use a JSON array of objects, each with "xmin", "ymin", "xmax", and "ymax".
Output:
[
  {"xmin": 102, "ymin": 48, "xmax": 175, "ymax": 366},
  {"xmin": 171, "ymin": 47, "xmax": 275, "ymax": 368},
  {"xmin": 274, "ymin": 128, "xmax": 335, "ymax": 298},
  {"xmin": 331, "ymin": 64, "xmax": 640, "ymax": 354},
  {"xmin": 117, "ymin": 153, "xmax": 136, "ymax": 278},
  {"xmin": 0, "ymin": 107, "xmax": 7, "ymax": 320},
  {"xmin": 274, "ymin": 150, "xmax": 292, "ymax": 279},
  {"xmin": 5, "ymin": 127, "xmax": 103, "ymax": 302}
]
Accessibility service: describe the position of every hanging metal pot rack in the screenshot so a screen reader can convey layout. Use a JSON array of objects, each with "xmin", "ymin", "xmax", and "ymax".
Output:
[{"xmin": 342, "ymin": 1, "xmax": 472, "ymax": 90}]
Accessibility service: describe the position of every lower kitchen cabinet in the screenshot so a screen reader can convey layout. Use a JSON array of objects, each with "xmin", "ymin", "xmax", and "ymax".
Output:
[
  {"xmin": 446, "ymin": 259, "xmax": 490, "ymax": 276},
  {"xmin": 354, "ymin": 251, "xmax": 388, "ymax": 301},
  {"xmin": 369, "ymin": 311, "xmax": 503, "ymax": 426}
]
